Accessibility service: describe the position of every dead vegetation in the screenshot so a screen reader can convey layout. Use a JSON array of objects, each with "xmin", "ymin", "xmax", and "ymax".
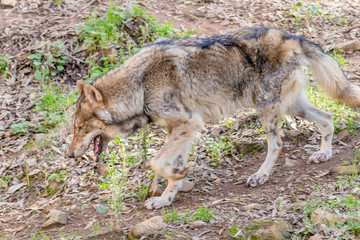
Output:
[{"xmin": 0, "ymin": 0, "xmax": 360, "ymax": 239}]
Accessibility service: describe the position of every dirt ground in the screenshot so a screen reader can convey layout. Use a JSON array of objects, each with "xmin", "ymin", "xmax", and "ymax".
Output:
[{"xmin": 1, "ymin": 0, "xmax": 360, "ymax": 239}]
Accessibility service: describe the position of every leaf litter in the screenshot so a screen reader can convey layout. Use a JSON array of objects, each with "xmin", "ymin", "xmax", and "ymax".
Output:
[{"xmin": 0, "ymin": 0, "xmax": 360, "ymax": 239}]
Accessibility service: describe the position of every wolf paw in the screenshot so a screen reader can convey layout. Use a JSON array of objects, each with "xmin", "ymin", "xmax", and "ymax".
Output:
[
  {"xmin": 307, "ymin": 151, "xmax": 331, "ymax": 164},
  {"xmin": 144, "ymin": 197, "xmax": 171, "ymax": 210},
  {"xmin": 246, "ymin": 173, "xmax": 268, "ymax": 187}
]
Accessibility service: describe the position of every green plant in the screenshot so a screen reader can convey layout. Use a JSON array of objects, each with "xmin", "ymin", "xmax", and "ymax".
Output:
[
  {"xmin": 162, "ymin": 205, "xmax": 215, "ymax": 224},
  {"xmin": 136, "ymin": 184, "xmax": 150, "ymax": 202},
  {"xmin": 229, "ymin": 225, "xmax": 246, "ymax": 239},
  {"xmin": 48, "ymin": 170, "xmax": 67, "ymax": 183},
  {"xmin": 27, "ymin": 41, "xmax": 68, "ymax": 82},
  {"xmin": 0, "ymin": 54, "xmax": 11, "ymax": 78},
  {"xmin": 10, "ymin": 120, "xmax": 34, "ymax": 135},
  {"xmin": 192, "ymin": 205, "xmax": 215, "ymax": 223},
  {"xmin": 329, "ymin": 50, "xmax": 349, "ymax": 67},
  {"xmin": 307, "ymin": 85, "xmax": 359, "ymax": 134},
  {"xmin": 203, "ymin": 136, "xmax": 235, "ymax": 166},
  {"xmin": 285, "ymin": 2, "xmax": 328, "ymax": 27},
  {"xmin": 11, "ymin": 84, "xmax": 78, "ymax": 135},
  {"xmin": 77, "ymin": 3, "xmax": 195, "ymax": 80}
]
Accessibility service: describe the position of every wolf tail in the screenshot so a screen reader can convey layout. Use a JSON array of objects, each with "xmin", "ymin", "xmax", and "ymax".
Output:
[{"xmin": 302, "ymin": 40, "xmax": 360, "ymax": 108}]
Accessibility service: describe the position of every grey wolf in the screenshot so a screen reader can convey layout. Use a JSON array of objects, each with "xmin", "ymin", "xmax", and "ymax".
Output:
[{"xmin": 67, "ymin": 28, "xmax": 360, "ymax": 209}]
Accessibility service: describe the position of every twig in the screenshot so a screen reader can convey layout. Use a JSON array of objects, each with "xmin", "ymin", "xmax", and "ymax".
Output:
[
  {"xmin": 70, "ymin": 0, "xmax": 97, "ymax": 18},
  {"xmin": 197, "ymin": 230, "xmax": 211, "ymax": 238},
  {"xmin": 343, "ymin": 24, "xmax": 360, "ymax": 34}
]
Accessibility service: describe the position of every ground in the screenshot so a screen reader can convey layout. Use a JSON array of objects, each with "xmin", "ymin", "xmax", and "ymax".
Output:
[{"xmin": 0, "ymin": 0, "xmax": 360, "ymax": 239}]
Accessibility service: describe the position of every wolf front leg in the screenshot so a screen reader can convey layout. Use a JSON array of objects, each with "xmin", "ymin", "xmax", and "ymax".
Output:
[
  {"xmin": 246, "ymin": 105, "xmax": 283, "ymax": 187},
  {"xmin": 144, "ymin": 116, "xmax": 202, "ymax": 209}
]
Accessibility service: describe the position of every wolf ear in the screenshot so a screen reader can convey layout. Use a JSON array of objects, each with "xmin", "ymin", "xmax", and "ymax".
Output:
[
  {"xmin": 83, "ymin": 84, "xmax": 103, "ymax": 104},
  {"xmin": 76, "ymin": 80, "xmax": 86, "ymax": 95}
]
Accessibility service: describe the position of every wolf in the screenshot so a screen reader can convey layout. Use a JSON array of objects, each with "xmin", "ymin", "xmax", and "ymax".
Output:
[{"xmin": 67, "ymin": 27, "xmax": 360, "ymax": 209}]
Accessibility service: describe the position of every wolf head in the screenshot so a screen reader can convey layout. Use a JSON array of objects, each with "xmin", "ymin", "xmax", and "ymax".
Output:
[{"xmin": 67, "ymin": 80, "xmax": 148, "ymax": 161}]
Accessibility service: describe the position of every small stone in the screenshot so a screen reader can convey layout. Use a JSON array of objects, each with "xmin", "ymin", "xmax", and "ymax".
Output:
[
  {"xmin": 336, "ymin": 129, "xmax": 350, "ymax": 142},
  {"xmin": 0, "ymin": 0, "xmax": 17, "ymax": 8},
  {"xmin": 309, "ymin": 234, "xmax": 322, "ymax": 240},
  {"xmin": 288, "ymin": 129, "xmax": 300, "ymax": 137},
  {"xmin": 311, "ymin": 208, "xmax": 346, "ymax": 227},
  {"xmin": 41, "ymin": 210, "xmax": 68, "ymax": 229},
  {"xmin": 351, "ymin": 187, "xmax": 359, "ymax": 195},
  {"xmin": 129, "ymin": 216, "xmax": 166, "ymax": 238},
  {"xmin": 180, "ymin": 180, "xmax": 194, "ymax": 192},
  {"xmin": 292, "ymin": 201, "xmax": 307, "ymax": 209},
  {"xmin": 244, "ymin": 203, "xmax": 261, "ymax": 211},
  {"xmin": 210, "ymin": 127, "xmax": 222, "ymax": 137},
  {"xmin": 251, "ymin": 221, "xmax": 292, "ymax": 240},
  {"xmin": 285, "ymin": 157, "xmax": 297, "ymax": 167},
  {"xmin": 332, "ymin": 165, "xmax": 360, "ymax": 175},
  {"xmin": 333, "ymin": 40, "xmax": 360, "ymax": 52},
  {"xmin": 234, "ymin": 141, "xmax": 264, "ymax": 154},
  {"xmin": 97, "ymin": 166, "xmax": 109, "ymax": 177},
  {"xmin": 189, "ymin": 220, "xmax": 206, "ymax": 229},
  {"xmin": 48, "ymin": 180, "xmax": 62, "ymax": 190},
  {"xmin": 214, "ymin": 178, "xmax": 220, "ymax": 183}
]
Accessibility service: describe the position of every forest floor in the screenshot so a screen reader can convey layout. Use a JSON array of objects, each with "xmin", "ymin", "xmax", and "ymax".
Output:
[{"xmin": 0, "ymin": 0, "xmax": 360, "ymax": 239}]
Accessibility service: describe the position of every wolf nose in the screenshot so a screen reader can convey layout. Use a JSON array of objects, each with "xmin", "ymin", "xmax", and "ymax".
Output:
[{"xmin": 67, "ymin": 150, "xmax": 75, "ymax": 158}]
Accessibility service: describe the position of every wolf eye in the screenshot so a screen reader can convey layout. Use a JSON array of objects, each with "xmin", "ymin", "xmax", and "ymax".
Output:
[{"xmin": 79, "ymin": 126, "xmax": 84, "ymax": 131}]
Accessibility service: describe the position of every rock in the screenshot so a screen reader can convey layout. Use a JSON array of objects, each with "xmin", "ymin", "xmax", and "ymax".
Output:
[
  {"xmin": 189, "ymin": 220, "xmax": 206, "ymax": 229},
  {"xmin": 48, "ymin": 180, "xmax": 62, "ymax": 190},
  {"xmin": 97, "ymin": 165, "xmax": 109, "ymax": 177},
  {"xmin": 332, "ymin": 165, "xmax": 360, "ymax": 175},
  {"xmin": 244, "ymin": 203, "xmax": 262, "ymax": 211},
  {"xmin": 210, "ymin": 127, "xmax": 222, "ymax": 137},
  {"xmin": 180, "ymin": 180, "xmax": 194, "ymax": 192},
  {"xmin": 336, "ymin": 129, "xmax": 350, "ymax": 142},
  {"xmin": 292, "ymin": 201, "xmax": 307, "ymax": 209},
  {"xmin": 0, "ymin": 0, "xmax": 17, "ymax": 8},
  {"xmin": 311, "ymin": 208, "xmax": 346, "ymax": 227},
  {"xmin": 287, "ymin": 129, "xmax": 301, "ymax": 138},
  {"xmin": 309, "ymin": 234, "xmax": 322, "ymax": 240},
  {"xmin": 333, "ymin": 40, "xmax": 360, "ymax": 52},
  {"xmin": 351, "ymin": 187, "xmax": 359, "ymax": 195},
  {"xmin": 129, "ymin": 216, "xmax": 166, "ymax": 238},
  {"xmin": 41, "ymin": 210, "xmax": 68, "ymax": 229},
  {"xmin": 250, "ymin": 221, "xmax": 292, "ymax": 240},
  {"xmin": 234, "ymin": 141, "xmax": 264, "ymax": 154},
  {"xmin": 285, "ymin": 157, "xmax": 297, "ymax": 167}
]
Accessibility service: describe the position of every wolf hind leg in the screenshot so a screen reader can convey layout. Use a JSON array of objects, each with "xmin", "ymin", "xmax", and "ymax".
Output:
[
  {"xmin": 287, "ymin": 95, "xmax": 333, "ymax": 164},
  {"xmin": 144, "ymin": 115, "xmax": 202, "ymax": 209}
]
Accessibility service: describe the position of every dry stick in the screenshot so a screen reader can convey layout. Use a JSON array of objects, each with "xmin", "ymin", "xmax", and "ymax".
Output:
[
  {"xmin": 343, "ymin": 24, "xmax": 360, "ymax": 34},
  {"xmin": 70, "ymin": 0, "xmax": 97, "ymax": 18}
]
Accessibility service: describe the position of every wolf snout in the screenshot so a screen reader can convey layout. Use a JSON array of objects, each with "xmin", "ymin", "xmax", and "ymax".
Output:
[{"xmin": 66, "ymin": 147, "xmax": 75, "ymax": 158}]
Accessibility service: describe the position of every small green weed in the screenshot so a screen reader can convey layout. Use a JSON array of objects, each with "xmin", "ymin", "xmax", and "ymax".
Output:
[
  {"xmin": 286, "ymin": 2, "xmax": 328, "ymax": 26},
  {"xmin": 27, "ymin": 41, "xmax": 68, "ymax": 82},
  {"xmin": 0, "ymin": 54, "xmax": 11, "ymax": 78},
  {"xmin": 229, "ymin": 225, "xmax": 246, "ymax": 239},
  {"xmin": 307, "ymin": 86, "xmax": 359, "ymax": 134},
  {"xmin": 329, "ymin": 50, "xmax": 350, "ymax": 67},
  {"xmin": 48, "ymin": 170, "xmax": 67, "ymax": 183},
  {"xmin": 162, "ymin": 205, "xmax": 215, "ymax": 224},
  {"xmin": 77, "ymin": 3, "xmax": 195, "ymax": 80},
  {"xmin": 136, "ymin": 184, "xmax": 150, "ymax": 202},
  {"xmin": 11, "ymin": 84, "xmax": 77, "ymax": 135},
  {"xmin": 204, "ymin": 136, "xmax": 235, "ymax": 166}
]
